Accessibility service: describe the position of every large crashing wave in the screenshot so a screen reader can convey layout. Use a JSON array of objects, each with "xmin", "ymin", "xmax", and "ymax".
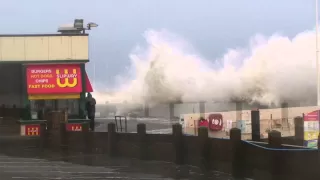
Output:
[{"xmin": 94, "ymin": 29, "xmax": 317, "ymax": 108}]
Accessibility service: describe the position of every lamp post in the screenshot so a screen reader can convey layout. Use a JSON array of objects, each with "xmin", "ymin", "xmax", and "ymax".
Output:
[
  {"xmin": 316, "ymin": 0, "xmax": 320, "ymax": 146},
  {"xmin": 93, "ymin": 61, "xmax": 96, "ymax": 90},
  {"xmin": 316, "ymin": 0, "xmax": 320, "ymax": 105},
  {"xmin": 73, "ymin": 19, "xmax": 98, "ymax": 90},
  {"xmin": 316, "ymin": 0, "xmax": 320, "ymax": 106},
  {"xmin": 74, "ymin": 19, "xmax": 98, "ymax": 34}
]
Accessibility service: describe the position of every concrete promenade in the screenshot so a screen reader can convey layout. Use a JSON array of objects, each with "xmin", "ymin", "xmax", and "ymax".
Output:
[{"xmin": 0, "ymin": 154, "xmax": 232, "ymax": 179}]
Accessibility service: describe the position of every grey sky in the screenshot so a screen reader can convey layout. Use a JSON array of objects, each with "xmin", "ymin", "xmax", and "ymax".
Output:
[{"xmin": 0, "ymin": 0, "xmax": 315, "ymax": 87}]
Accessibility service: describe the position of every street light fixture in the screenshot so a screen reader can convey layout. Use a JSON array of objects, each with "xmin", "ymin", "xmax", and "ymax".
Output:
[
  {"xmin": 77, "ymin": 19, "xmax": 98, "ymax": 34},
  {"xmin": 87, "ymin": 22, "xmax": 98, "ymax": 30},
  {"xmin": 58, "ymin": 19, "xmax": 98, "ymax": 34}
]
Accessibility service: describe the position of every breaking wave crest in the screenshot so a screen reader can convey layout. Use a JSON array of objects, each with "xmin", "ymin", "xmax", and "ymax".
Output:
[{"xmin": 94, "ymin": 29, "xmax": 317, "ymax": 107}]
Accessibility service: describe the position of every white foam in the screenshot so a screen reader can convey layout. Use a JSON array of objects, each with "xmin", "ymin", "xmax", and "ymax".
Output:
[{"xmin": 94, "ymin": 29, "xmax": 317, "ymax": 109}]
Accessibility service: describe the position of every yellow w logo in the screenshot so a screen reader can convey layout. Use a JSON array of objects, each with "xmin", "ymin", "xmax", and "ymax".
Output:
[{"xmin": 56, "ymin": 69, "xmax": 78, "ymax": 88}]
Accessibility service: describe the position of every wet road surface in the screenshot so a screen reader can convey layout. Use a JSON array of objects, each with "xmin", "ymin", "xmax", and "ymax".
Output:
[
  {"xmin": 0, "ymin": 153, "xmax": 233, "ymax": 180},
  {"xmin": 0, "ymin": 118, "xmax": 234, "ymax": 179}
]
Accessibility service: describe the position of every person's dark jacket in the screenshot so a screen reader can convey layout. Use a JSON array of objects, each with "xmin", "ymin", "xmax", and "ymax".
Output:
[{"xmin": 86, "ymin": 98, "xmax": 96, "ymax": 118}]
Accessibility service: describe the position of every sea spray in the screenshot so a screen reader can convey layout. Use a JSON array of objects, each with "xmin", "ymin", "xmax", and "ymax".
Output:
[{"xmin": 93, "ymin": 29, "xmax": 317, "ymax": 111}]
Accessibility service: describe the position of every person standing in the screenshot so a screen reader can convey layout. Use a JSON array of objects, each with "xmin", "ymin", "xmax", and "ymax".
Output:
[{"xmin": 86, "ymin": 93, "xmax": 96, "ymax": 131}]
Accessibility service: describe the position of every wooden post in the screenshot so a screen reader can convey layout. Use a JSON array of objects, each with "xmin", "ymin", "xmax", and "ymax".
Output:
[
  {"xmin": 268, "ymin": 130, "xmax": 282, "ymax": 148},
  {"xmin": 318, "ymin": 133, "xmax": 320, "ymax": 149},
  {"xmin": 268, "ymin": 130, "xmax": 283, "ymax": 180},
  {"xmin": 46, "ymin": 111, "xmax": 64, "ymax": 150},
  {"xmin": 107, "ymin": 123, "xmax": 116, "ymax": 156},
  {"xmin": 230, "ymin": 128, "xmax": 244, "ymax": 178},
  {"xmin": 172, "ymin": 123, "xmax": 184, "ymax": 165},
  {"xmin": 198, "ymin": 126, "xmax": 211, "ymax": 171},
  {"xmin": 251, "ymin": 110, "xmax": 260, "ymax": 141},
  {"xmin": 79, "ymin": 64, "xmax": 86, "ymax": 119},
  {"xmin": 137, "ymin": 123, "xmax": 147, "ymax": 160},
  {"xmin": 294, "ymin": 116, "xmax": 304, "ymax": 146}
]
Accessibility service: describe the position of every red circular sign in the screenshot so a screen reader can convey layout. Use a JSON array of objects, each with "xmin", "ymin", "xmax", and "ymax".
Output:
[{"xmin": 208, "ymin": 114, "xmax": 223, "ymax": 131}]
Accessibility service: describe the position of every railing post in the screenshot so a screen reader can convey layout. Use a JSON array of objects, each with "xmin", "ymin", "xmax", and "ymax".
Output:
[
  {"xmin": 107, "ymin": 123, "xmax": 116, "ymax": 157},
  {"xmin": 137, "ymin": 123, "xmax": 147, "ymax": 160},
  {"xmin": 46, "ymin": 111, "xmax": 64, "ymax": 150},
  {"xmin": 318, "ymin": 133, "xmax": 320, "ymax": 149},
  {"xmin": 172, "ymin": 123, "xmax": 184, "ymax": 165},
  {"xmin": 251, "ymin": 110, "xmax": 260, "ymax": 141},
  {"xmin": 230, "ymin": 128, "xmax": 244, "ymax": 178},
  {"xmin": 294, "ymin": 116, "xmax": 304, "ymax": 146},
  {"xmin": 268, "ymin": 130, "xmax": 283, "ymax": 180},
  {"xmin": 268, "ymin": 130, "xmax": 282, "ymax": 148},
  {"xmin": 198, "ymin": 126, "xmax": 211, "ymax": 171}
]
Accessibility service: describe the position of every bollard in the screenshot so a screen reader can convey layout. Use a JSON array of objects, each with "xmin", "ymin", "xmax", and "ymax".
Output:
[
  {"xmin": 268, "ymin": 130, "xmax": 283, "ymax": 180},
  {"xmin": 198, "ymin": 126, "xmax": 211, "ymax": 171},
  {"xmin": 294, "ymin": 116, "xmax": 304, "ymax": 146},
  {"xmin": 137, "ymin": 123, "xmax": 147, "ymax": 160},
  {"xmin": 318, "ymin": 134, "xmax": 320, "ymax": 149},
  {"xmin": 107, "ymin": 123, "xmax": 116, "ymax": 157},
  {"xmin": 230, "ymin": 128, "xmax": 244, "ymax": 178},
  {"xmin": 268, "ymin": 130, "xmax": 282, "ymax": 148},
  {"xmin": 46, "ymin": 111, "xmax": 63, "ymax": 150},
  {"xmin": 172, "ymin": 123, "xmax": 184, "ymax": 165},
  {"xmin": 251, "ymin": 110, "xmax": 261, "ymax": 141}
]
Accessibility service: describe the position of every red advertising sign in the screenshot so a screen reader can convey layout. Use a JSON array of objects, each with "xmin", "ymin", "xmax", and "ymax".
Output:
[
  {"xmin": 66, "ymin": 123, "xmax": 83, "ymax": 131},
  {"xmin": 197, "ymin": 113, "xmax": 223, "ymax": 131},
  {"xmin": 25, "ymin": 124, "xmax": 40, "ymax": 136},
  {"xmin": 304, "ymin": 110, "xmax": 319, "ymax": 121},
  {"xmin": 26, "ymin": 64, "xmax": 82, "ymax": 94}
]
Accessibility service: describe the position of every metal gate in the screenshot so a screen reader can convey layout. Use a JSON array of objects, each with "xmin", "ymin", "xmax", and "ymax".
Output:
[{"xmin": 114, "ymin": 116, "xmax": 127, "ymax": 132}]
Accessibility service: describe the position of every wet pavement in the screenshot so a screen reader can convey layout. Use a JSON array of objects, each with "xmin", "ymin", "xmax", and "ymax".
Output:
[
  {"xmin": 0, "ymin": 153, "xmax": 234, "ymax": 180},
  {"xmin": 0, "ymin": 118, "xmax": 234, "ymax": 179}
]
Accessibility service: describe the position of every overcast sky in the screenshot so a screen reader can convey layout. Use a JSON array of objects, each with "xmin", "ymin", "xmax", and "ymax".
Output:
[{"xmin": 0, "ymin": 0, "xmax": 315, "ymax": 87}]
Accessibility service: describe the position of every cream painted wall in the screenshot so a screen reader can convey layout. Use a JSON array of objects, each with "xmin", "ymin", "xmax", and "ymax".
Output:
[
  {"xmin": 182, "ymin": 105, "xmax": 319, "ymax": 122},
  {"xmin": 0, "ymin": 35, "xmax": 88, "ymax": 61}
]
